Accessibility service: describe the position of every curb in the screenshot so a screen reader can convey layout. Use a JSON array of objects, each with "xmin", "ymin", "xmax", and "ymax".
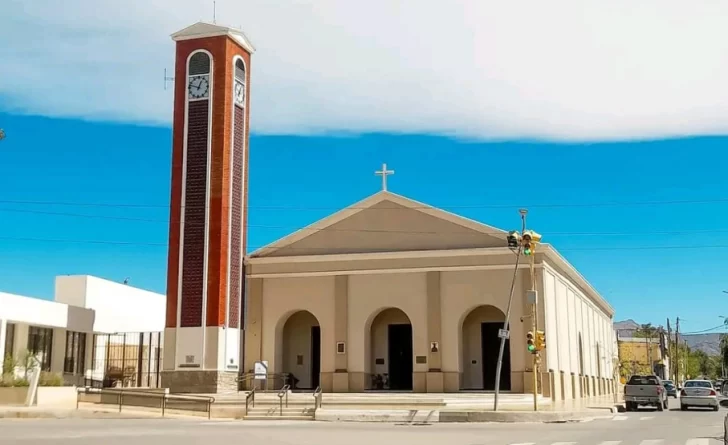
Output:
[
  {"xmin": 0, "ymin": 409, "xmax": 164, "ymax": 420},
  {"xmin": 439, "ymin": 408, "xmax": 618, "ymax": 423}
]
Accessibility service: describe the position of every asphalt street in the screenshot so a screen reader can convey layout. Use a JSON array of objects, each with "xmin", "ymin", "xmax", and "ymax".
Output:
[{"xmin": 0, "ymin": 399, "xmax": 724, "ymax": 445}]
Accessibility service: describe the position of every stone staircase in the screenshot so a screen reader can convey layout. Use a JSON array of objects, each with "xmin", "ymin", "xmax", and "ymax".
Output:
[
  {"xmin": 224, "ymin": 391, "xmax": 554, "ymax": 420},
  {"xmin": 244, "ymin": 405, "xmax": 315, "ymax": 421}
]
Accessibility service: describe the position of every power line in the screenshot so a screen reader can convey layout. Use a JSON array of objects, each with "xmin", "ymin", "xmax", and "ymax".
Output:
[
  {"xmin": 3, "ymin": 207, "xmax": 728, "ymax": 238},
  {"xmin": 3, "ymin": 235, "xmax": 728, "ymax": 252},
  {"xmin": 681, "ymin": 324, "xmax": 728, "ymax": 335},
  {"xmin": 2, "ymin": 195, "xmax": 728, "ymax": 210}
]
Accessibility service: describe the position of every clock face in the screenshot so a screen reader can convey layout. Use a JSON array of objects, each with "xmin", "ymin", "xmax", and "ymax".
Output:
[
  {"xmin": 188, "ymin": 75, "xmax": 210, "ymax": 100},
  {"xmin": 234, "ymin": 81, "xmax": 245, "ymax": 106}
]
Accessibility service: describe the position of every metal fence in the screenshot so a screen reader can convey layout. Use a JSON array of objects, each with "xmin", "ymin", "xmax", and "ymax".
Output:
[{"xmin": 87, "ymin": 332, "xmax": 163, "ymax": 388}]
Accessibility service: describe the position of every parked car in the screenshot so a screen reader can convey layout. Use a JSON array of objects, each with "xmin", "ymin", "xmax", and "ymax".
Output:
[
  {"xmin": 662, "ymin": 380, "xmax": 677, "ymax": 398},
  {"xmin": 680, "ymin": 379, "xmax": 719, "ymax": 411},
  {"xmin": 624, "ymin": 374, "xmax": 668, "ymax": 411}
]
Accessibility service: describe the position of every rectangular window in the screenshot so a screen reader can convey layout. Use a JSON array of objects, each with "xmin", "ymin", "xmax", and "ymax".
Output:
[
  {"xmin": 4, "ymin": 323, "xmax": 15, "ymax": 358},
  {"xmin": 64, "ymin": 331, "xmax": 87, "ymax": 375},
  {"xmin": 27, "ymin": 327, "xmax": 53, "ymax": 372}
]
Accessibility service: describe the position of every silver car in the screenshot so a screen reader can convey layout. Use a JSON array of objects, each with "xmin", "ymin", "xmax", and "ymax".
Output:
[{"xmin": 680, "ymin": 379, "xmax": 719, "ymax": 411}]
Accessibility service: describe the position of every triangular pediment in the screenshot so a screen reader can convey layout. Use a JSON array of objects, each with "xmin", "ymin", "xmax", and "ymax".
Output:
[
  {"xmin": 171, "ymin": 22, "xmax": 255, "ymax": 53},
  {"xmin": 250, "ymin": 191, "xmax": 507, "ymax": 258}
]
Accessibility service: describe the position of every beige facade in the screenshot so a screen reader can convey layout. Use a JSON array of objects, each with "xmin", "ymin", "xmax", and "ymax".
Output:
[{"xmin": 243, "ymin": 191, "xmax": 617, "ymax": 397}]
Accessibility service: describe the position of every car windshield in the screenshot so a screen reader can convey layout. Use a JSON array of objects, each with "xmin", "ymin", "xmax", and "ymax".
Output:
[
  {"xmin": 628, "ymin": 376, "xmax": 659, "ymax": 385},
  {"xmin": 684, "ymin": 381, "xmax": 712, "ymax": 388}
]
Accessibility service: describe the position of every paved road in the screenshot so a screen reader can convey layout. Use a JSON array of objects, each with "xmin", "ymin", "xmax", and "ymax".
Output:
[{"xmin": 0, "ymin": 399, "xmax": 724, "ymax": 445}]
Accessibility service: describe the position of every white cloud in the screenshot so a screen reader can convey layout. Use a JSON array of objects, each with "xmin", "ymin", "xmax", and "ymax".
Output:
[{"xmin": 2, "ymin": 0, "xmax": 728, "ymax": 141}]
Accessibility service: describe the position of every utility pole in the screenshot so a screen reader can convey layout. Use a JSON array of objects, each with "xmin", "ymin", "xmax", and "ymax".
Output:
[
  {"xmin": 528, "ymin": 234, "xmax": 539, "ymax": 412},
  {"xmin": 498, "ymin": 210, "xmax": 542, "ymax": 412},
  {"xmin": 675, "ymin": 318, "xmax": 680, "ymax": 383},
  {"xmin": 493, "ymin": 210, "xmax": 525, "ymax": 411}
]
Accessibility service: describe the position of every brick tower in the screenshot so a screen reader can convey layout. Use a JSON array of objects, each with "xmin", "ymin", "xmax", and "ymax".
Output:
[{"xmin": 162, "ymin": 22, "xmax": 254, "ymax": 393}]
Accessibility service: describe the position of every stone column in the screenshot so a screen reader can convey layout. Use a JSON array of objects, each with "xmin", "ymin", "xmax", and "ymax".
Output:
[
  {"xmin": 0, "ymin": 319, "xmax": 6, "ymax": 361},
  {"xmin": 331, "ymin": 275, "xmax": 349, "ymax": 392},
  {"xmin": 242, "ymin": 278, "xmax": 264, "ymax": 386},
  {"xmin": 425, "ymin": 272, "xmax": 443, "ymax": 392}
]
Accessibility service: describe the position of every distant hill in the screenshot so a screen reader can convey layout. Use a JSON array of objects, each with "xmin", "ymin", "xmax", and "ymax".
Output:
[
  {"xmin": 614, "ymin": 319, "xmax": 723, "ymax": 356},
  {"xmin": 614, "ymin": 319, "xmax": 640, "ymax": 331},
  {"xmin": 682, "ymin": 333, "xmax": 722, "ymax": 356}
]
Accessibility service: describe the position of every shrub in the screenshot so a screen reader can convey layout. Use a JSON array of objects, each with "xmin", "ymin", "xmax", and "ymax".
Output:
[
  {"xmin": 38, "ymin": 372, "xmax": 64, "ymax": 387},
  {"xmin": 2, "ymin": 353, "xmax": 17, "ymax": 376}
]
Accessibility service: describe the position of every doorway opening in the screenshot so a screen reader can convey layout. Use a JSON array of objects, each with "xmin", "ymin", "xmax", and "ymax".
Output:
[
  {"xmin": 387, "ymin": 324, "xmax": 413, "ymax": 390},
  {"xmin": 460, "ymin": 305, "xmax": 510, "ymax": 391},
  {"xmin": 481, "ymin": 322, "xmax": 510, "ymax": 391},
  {"xmin": 280, "ymin": 310, "xmax": 321, "ymax": 390},
  {"xmin": 368, "ymin": 307, "xmax": 413, "ymax": 391}
]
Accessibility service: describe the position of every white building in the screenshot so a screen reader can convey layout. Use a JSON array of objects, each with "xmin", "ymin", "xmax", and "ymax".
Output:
[{"xmin": 0, "ymin": 275, "xmax": 165, "ymax": 387}]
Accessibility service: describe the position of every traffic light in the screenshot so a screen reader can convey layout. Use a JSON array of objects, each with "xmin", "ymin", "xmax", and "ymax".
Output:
[
  {"xmin": 522, "ymin": 230, "xmax": 542, "ymax": 256},
  {"xmin": 535, "ymin": 330, "xmax": 546, "ymax": 351},
  {"xmin": 507, "ymin": 231, "xmax": 521, "ymax": 249},
  {"xmin": 526, "ymin": 331, "xmax": 536, "ymax": 353}
]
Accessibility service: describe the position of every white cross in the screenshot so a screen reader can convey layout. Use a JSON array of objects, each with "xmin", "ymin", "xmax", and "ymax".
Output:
[{"xmin": 375, "ymin": 163, "xmax": 395, "ymax": 191}]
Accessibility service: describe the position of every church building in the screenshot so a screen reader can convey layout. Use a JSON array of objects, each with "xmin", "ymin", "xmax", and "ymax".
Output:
[
  {"xmin": 159, "ymin": 20, "xmax": 616, "ymax": 401},
  {"xmin": 243, "ymin": 190, "xmax": 618, "ymax": 398}
]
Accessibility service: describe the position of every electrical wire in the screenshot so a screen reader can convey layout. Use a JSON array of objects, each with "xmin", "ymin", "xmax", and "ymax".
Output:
[
  {"xmin": 2, "ymin": 207, "xmax": 728, "ymax": 238},
  {"xmin": 2, "ymin": 235, "xmax": 728, "ymax": 252},
  {"xmin": 2, "ymin": 195, "xmax": 728, "ymax": 210}
]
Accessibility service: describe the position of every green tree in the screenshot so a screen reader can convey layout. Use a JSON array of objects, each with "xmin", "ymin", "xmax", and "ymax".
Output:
[{"xmin": 720, "ymin": 334, "xmax": 728, "ymax": 376}]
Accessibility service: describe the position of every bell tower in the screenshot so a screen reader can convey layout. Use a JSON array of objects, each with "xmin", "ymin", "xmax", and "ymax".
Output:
[{"xmin": 162, "ymin": 22, "xmax": 254, "ymax": 393}]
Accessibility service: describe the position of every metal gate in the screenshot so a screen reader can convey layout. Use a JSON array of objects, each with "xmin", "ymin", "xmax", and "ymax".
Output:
[{"xmin": 86, "ymin": 332, "xmax": 163, "ymax": 388}]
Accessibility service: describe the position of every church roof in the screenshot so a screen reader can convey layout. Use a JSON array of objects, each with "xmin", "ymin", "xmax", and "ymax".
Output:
[
  {"xmin": 249, "ymin": 190, "xmax": 506, "ymax": 257},
  {"xmin": 171, "ymin": 22, "xmax": 256, "ymax": 54}
]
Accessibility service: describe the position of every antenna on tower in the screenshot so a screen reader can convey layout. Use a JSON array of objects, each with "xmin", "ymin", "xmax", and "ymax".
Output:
[
  {"xmin": 164, "ymin": 68, "xmax": 175, "ymax": 90},
  {"xmin": 213, "ymin": 1, "xmax": 216, "ymax": 23}
]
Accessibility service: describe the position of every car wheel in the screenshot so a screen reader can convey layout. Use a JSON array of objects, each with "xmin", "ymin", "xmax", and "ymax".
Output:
[
  {"xmin": 713, "ymin": 405, "xmax": 719, "ymax": 412},
  {"xmin": 681, "ymin": 404, "xmax": 688, "ymax": 411},
  {"xmin": 664, "ymin": 400, "xmax": 669, "ymax": 409},
  {"xmin": 657, "ymin": 402, "xmax": 664, "ymax": 412}
]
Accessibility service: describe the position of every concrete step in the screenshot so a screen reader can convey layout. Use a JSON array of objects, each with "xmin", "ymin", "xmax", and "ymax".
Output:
[
  {"xmin": 246, "ymin": 408, "xmax": 314, "ymax": 415},
  {"xmin": 243, "ymin": 415, "xmax": 314, "ymax": 421}
]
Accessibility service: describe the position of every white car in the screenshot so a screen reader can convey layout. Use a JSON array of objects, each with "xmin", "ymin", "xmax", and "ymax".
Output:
[{"xmin": 680, "ymin": 379, "xmax": 719, "ymax": 411}]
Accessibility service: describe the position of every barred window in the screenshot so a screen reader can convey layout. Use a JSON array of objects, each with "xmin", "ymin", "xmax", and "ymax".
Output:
[
  {"xmin": 27, "ymin": 326, "xmax": 53, "ymax": 371},
  {"xmin": 64, "ymin": 331, "xmax": 87, "ymax": 374}
]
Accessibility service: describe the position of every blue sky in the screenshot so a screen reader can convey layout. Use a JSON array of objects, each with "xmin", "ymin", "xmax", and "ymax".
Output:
[
  {"xmin": 1, "ymin": 111, "xmax": 727, "ymax": 335},
  {"xmin": 2, "ymin": 1, "xmax": 728, "ymax": 336}
]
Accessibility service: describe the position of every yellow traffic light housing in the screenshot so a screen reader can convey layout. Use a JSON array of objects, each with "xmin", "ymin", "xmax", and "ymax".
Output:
[
  {"xmin": 521, "ymin": 230, "xmax": 542, "ymax": 256},
  {"xmin": 535, "ymin": 330, "xmax": 546, "ymax": 351},
  {"xmin": 526, "ymin": 331, "xmax": 536, "ymax": 353}
]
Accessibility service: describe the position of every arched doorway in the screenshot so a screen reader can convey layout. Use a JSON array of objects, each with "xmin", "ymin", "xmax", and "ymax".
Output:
[
  {"xmin": 280, "ymin": 310, "xmax": 321, "ymax": 390},
  {"xmin": 460, "ymin": 305, "xmax": 510, "ymax": 391},
  {"xmin": 368, "ymin": 308, "xmax": 413, "ymax": 391}
]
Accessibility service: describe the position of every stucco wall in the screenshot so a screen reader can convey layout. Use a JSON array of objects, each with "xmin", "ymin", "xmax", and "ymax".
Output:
[
  {"xmin": 542, "ymin": 263, "xmax": 616, "ymax": 387},
  {"xmin": 247, "ymin": 266, "xmax": 536, "ymax": 393}
]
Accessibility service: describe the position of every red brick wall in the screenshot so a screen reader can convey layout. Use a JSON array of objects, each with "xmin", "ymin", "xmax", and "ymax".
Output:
[{"xmin": 165, "ymin": 35, "xmax": 252, "ymax": 330}]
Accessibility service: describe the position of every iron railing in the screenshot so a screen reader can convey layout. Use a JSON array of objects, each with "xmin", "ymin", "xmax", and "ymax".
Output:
[
  {"xmin": 77, "ymin": 388, "xmax": 215, "ymax": 419},
  {"xmin": 313, "ymin": 386, "xmax": 322, "ymax": 412},
  {"xmin": 236, "ymin": 372, "xmax": 291, "ymax": 392},
  {"xmin": 277, "ymin": 385, "xmax": 290, "ymax": 416},
  {"xmin": 245, "ymin": 387, "xmax": 256, "ymax": 412}
]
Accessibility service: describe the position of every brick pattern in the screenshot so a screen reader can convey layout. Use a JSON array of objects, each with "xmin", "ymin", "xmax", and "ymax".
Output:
[
  {"xmin": 166, "ymin": 36, "xmax": 252, "ymax": 332},
  {"xmin": 180, "ymin": 100, "xmax": 210, "ymax": 328},
  {"xmin": 229, "ymin": 105, "xmax": 244, "ymax": 328}
]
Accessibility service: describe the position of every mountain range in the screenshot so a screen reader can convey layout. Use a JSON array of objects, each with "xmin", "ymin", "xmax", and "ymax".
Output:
[{"xmin": 614, "ymin": 319, "xmax": 723, "ymax": 356}]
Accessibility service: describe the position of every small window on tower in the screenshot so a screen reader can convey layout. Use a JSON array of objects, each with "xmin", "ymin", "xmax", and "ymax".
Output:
[
  {"xmin": 189, "ymin": 52, "xmax": 211, "ymax": 75},
  {"xmin": 235, "ymin": 59, "xmax": 245, "ymax": 81}
]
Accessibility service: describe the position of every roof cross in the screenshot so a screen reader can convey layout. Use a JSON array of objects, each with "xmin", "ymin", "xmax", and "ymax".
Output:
[{"xmin": 375, "ymin": 163, "xmax": 395, "ymax": 191}]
